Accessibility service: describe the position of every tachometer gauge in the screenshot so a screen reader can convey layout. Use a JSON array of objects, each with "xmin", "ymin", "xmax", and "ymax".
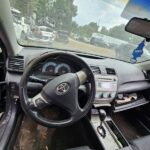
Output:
[
  {"xmin": 55, "ymin": 63, "xmax": 71, "ymax": 75},
  {"xmin": 42, "ymin": 62, "xmax": 57, "ymax": 75}
]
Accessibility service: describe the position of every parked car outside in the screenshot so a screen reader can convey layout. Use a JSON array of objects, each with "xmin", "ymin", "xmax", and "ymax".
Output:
[
  {"xmin": 28, "ymin": 26, "xmax": 55, "ymax": 44},
  {"xmin": 55, "ymin": 30, "xmax": 69, "ymax": 43},
  {"xmin": 11, "ymin": 8, "xmax": 30, "ymax": 41}
]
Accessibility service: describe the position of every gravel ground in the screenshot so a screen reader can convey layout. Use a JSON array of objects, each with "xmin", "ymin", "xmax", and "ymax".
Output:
[{"xmin": 22, "ymin": 38, "xmax": 116, "ymax": 58}]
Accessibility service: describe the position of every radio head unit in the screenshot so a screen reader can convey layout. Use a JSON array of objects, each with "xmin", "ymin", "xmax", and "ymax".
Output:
[{"xmin": 94, "ymin": 74, "xmax": 118, "ymax": 106}]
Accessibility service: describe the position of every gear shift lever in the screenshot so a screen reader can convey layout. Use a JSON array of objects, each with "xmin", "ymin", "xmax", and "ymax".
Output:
[
  {"xmin": 97, "ymin": 109, "xmax": 106, "ymax": 138},
  {"xmin": 99, "ymin": 109, "xmax": 106, "ymax": 127}
]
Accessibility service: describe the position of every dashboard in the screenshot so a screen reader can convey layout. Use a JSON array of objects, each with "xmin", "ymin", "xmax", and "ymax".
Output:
[
  {"xmin": 6, "ymin": 48, "xmax": 150, "ymax": 112},
  {"xmin": 30, "ymin": 58, "xmax": 118, "ymax": 105}
]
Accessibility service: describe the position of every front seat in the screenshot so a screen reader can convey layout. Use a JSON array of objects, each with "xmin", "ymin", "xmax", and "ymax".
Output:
[
  {"xmin": 66, "ymin": 146, "xmax": 92, "ymax": 150},
  {"xmin": 130, "ymin": 135, "xmax": 150, "ymax": 150}
]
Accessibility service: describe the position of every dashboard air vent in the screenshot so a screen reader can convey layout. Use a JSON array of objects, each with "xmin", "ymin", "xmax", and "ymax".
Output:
[
  {"xmin": 90, "ymin": 65, "xmax": 101, "ymax": 74},
  {"xmin": 106, "ymin": 68, "xmax": 116, "ymax": 75},
  {"xmin": 8, "ymin": 56, "xmax": 24, "ymax": 73},
  {"xmin": 144, "ymin": 70, "xmax": 150, "ymax": 79}
]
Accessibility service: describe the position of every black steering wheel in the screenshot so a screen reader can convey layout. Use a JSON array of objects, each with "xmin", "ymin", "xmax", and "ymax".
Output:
[{"xmin": 19, "ymin": 52, "xmax": 95, "ymax": 127}]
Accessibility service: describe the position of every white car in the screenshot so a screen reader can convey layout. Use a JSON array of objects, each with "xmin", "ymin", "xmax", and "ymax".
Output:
[
  {"xmin": 28, "ymin": 26, "xmax": 55, "ymax": 44},
  {"xmin": 11, "ymin": 8, "xmax": 30, "ymax": 40}
]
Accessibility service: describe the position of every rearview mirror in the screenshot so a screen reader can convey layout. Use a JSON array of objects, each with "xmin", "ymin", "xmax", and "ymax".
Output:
[{"xmin": 125, "ymin": 17, "xmax": 150, "ymax": 40}]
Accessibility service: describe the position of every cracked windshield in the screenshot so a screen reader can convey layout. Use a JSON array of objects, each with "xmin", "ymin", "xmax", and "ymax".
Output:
[{"xmin": 10, "ymin": 0, "xmax": 150, "ymax": 62}]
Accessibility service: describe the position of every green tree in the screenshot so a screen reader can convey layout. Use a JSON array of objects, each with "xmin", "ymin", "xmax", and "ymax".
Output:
[
  {"xmin": 108, "ymin": 24, "xmax": 143, "ymax": 44},
  {"xmin": 100, "ymin": 26, "xmax": 109, "ymax": 35},
  {"xmin": 78, "ymin": 22, "xmax": 99, "ymax": 37},
  {"xmin": 71, "ymin": 21, "xmax": 79, "ymax": 33},
  {"xmin": 37, "ymin": 0, "xmax": 77, "ymax": 31},
  {"xmin": 109, "ymin": 24, "xmax": 127, "ymax": 40},
  {"xmin": 10, "ymin": 0, "xmax": 38, "ymax": 17},
  {"xmin": 36, "ymin": 0, "xmax": 49, "ymax": 19},
  {"xmin": 10, "ymin": 0, "xmax": 77, "ymax": 32}
]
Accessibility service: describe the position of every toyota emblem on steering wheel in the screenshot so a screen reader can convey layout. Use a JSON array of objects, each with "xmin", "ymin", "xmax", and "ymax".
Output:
[{"xmin": 56, "ymin": 82, "xmax": 70, "ymax": 95}]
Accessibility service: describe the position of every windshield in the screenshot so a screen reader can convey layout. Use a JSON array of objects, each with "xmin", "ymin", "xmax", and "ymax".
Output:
[{"xmin": 9, "ymin": 0, "xmax": 150, "ymax": 63}]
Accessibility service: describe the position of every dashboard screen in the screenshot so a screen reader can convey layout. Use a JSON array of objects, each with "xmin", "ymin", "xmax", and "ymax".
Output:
[{"xmin": 96, "ymin": 81, "xmax": 114, "ymax": 90}]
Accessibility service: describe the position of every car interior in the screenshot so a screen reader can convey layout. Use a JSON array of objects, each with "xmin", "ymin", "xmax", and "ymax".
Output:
[{"xmin": 0, "ymin": 0, "xmax": 150, "ymax": 150}]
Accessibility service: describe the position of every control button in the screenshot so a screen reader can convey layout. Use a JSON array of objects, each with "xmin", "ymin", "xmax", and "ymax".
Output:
[
  {"xmin": 103, "ymin": 92, "xmax": 110, "ymax": 99},
  {"xmin": 95, "ymin": 93, "xmax": 100, "ymax": 99},
  {"xmin": 118, "ymin": 94, "xmax": 123, "ymax": 99},
  {"xmin": 95, "ymin": 92, "xmax": 103, "ymax": 99},
  {"xmin": 95, "ymin": 92, "xmax": 117, "ymax": 100},
  {"xmin": 110, "ymin": 92, "xmax": 116, "ymax": 98},
  {"xmin": 9, "ymin": 82, "xmax": 17, "ymax": 90},
  {"xmin": 113, "ymin": 78, "xmax": 116, "ymax": 81}
]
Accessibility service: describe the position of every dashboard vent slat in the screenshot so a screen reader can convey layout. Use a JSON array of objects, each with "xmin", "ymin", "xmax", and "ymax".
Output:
[
  {"xmin": 8, "ymin": 56, "xmax": 24, "ymax": 73},
  {"xmin": 90, "ymin": 65, "xmax": 101, "ymax": 74}
]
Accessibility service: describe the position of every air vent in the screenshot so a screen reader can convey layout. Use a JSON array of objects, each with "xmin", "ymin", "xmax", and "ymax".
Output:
[
  {"xmin": 144, "ymin": 70, "xmax": 150, "ymax": 79},
  {"xmin": 90, "ymin": 65, "xmax": 101, "ymax": 74},
  {"xmin": 8, "ymin": 56, "xmax": 24, "ymax": 73},
  {"xmin": 106, "ymin": 68, "xmax": 116, "ymax": 75}
]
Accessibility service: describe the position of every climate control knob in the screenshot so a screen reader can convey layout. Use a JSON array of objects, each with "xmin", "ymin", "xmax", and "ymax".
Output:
[
  {"xmin": 110, "ymin": 92, "xmax": 116, "ymax": 99},
  {"xmin": 103, "ymin": 92, "xmax": 110, "ymax": 99}
]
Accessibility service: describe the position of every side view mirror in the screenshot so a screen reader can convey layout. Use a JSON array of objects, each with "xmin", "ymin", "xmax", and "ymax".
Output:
[{"xmin": 125, "ymin": 17, "xmax": 150, "ymax": 41}]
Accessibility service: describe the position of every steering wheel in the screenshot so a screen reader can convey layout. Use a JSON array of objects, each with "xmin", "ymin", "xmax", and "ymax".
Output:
[{"xmin": 19, "ymin": 52, "xmax": 95, "ymax": 127}]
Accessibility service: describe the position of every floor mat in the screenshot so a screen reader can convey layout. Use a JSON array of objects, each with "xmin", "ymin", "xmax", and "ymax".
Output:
[
  {"xmin": 14, "ymin": 117, "xmax": 92, "ymax": 150},
  {"xmin": 49, "ymin": 122, "xmax": 92, "ymax": 150},
  {"xmin": 14, "ymin": 117, "xmax": 56, "ymax": 150}
]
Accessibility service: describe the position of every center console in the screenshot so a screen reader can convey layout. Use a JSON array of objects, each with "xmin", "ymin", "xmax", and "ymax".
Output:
[
  {"xmin": 90, "ymin": 65, "xmax": 118, "ymax": 107},
  {"xmin": 90, "ymin": 109, "xmax": 132, "ymax": 150},
  {"xmin": 89, "ymin": 66, "xmax": 133, "ymax": 149}
]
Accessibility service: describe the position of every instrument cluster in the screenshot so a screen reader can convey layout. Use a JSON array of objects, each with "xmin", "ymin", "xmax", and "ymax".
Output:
[{"xmin": 32, "ymin": 60, "xmax": 73, "ymax": 77}]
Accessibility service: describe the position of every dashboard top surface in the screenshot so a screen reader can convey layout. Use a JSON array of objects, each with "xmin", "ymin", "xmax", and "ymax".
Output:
[{"xmin": 19, "ymin": 47, "xmax": 146, "ymax": 85}]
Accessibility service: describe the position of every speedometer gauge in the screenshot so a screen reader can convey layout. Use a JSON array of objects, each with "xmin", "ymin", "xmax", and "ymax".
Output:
[
  {"xmin": 55, "ymin": 63, "xmax": 71, "ymax": 75},
  {"xmin": 42, "ymin": 62, "xmax": 57, "ymax": 75}
]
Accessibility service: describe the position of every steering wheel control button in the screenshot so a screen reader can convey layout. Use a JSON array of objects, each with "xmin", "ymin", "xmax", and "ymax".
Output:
[
  {"xmin": 31, "ymin": 93, "xmax": 48, "ymax": 109},
  {"xmin": 56, "ymin": 82, "xmax": 70, "ymax": 95},
  {"xmin": 33, "ymin": 98, "xmax": 45, "ymax": 109}
]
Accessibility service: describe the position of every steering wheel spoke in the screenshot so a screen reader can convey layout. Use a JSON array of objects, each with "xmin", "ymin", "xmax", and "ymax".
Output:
[
  {"xmin": 76, "ymin": 70, "xmax": 88, "ymax": 86},
  {"xmin": 63, "ymin": 91, "xmax": 79, "ymax": 116},
  {"xmin": 29, "ymin": 93, "xmax": 50, "ymax": 110}
]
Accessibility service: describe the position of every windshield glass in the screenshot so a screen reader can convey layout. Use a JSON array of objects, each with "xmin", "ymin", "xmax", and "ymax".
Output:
[{"xmin": 9, "ymin": 0, "xmax": 150, "ymax": 63}]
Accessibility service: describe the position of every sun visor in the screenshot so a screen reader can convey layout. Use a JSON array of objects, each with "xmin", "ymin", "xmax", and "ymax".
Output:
[{"xmin": 121, "ymin": 0, "xmax": 150, "ymax": 20}]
